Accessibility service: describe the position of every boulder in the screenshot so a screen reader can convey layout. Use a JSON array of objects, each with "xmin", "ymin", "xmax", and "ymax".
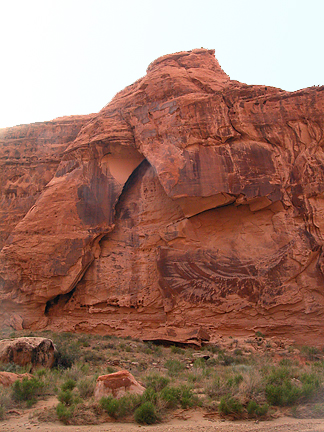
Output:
[
  {"xmin": 0, "ymin": 371, "xmax": 33, "ymax": 387},
  {"xmin": 94, "ymin": 370, "xmax": 145, "ymax": 400},
  {"xmin": 0, "ymin": 337, "xmax": 55, "ymax": 369}
]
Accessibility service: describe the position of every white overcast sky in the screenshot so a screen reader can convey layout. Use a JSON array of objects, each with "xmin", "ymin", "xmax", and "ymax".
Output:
[{"xmin": 0, "ymin": 0, "xmax": 323, "ymax": 128}]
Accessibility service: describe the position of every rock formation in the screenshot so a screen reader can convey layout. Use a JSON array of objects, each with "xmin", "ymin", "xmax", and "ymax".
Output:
[
  {"xmin": 94, "ymin": 371, "xmax": 145, "ymax": 400},
  {"xmin": 0, "ymin": 337, "xmax": 55, "ymax": 369},
  {"xmin": 1, "ymin": 49, "xmax": 324, "ymax": 346}
]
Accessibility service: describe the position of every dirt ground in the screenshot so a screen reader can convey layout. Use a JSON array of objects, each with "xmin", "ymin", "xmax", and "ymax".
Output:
[
  {"xmin": 2, "ymin": 399, "xmax": 324, "ymax": 432},
  {"xmin": 2, "ymin": 415, "xmax": 324, "ymax": 432}
]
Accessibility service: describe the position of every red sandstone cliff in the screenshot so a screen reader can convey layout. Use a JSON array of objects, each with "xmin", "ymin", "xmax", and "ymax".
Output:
[{"xmin": 1, "ymin": 49, "xmax": 324, "ymax": 345}]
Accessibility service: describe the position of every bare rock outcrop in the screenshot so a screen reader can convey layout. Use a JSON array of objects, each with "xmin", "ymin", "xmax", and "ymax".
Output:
[
  {"xmin": 94, "ymin": 371, "xmax": 145, "ymax": 400},
  {"xmin": 0, "ymin": 49, "xmax": 324, "ymax": 345},
  {"xmin": 0, "ymin": 337, "xmax": 55, "ymax": 369}
]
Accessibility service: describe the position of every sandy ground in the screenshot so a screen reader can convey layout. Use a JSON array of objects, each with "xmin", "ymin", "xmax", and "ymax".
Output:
[
  {"xmin": 2, "ymin": 400, "xmax": 324, "ymax": 432},
  {"xmin": 2, "ymin": 415, "xmax": 324, "ymax": 432}
]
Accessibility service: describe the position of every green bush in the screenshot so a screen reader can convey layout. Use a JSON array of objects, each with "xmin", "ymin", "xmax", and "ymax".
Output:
[
  {"xmin": 142, "ymin": 387, "xmax": 157, "ymax": 404},
  {"xmin": 61, "ymin": 379, "xmax": 76, "ymax": 392},
  {"xmin": 103, "ymin": 397, "xmax": 120, "ymax": 418},
  {"xmin": 134, "ymin": 402, "xmax": 158, "ymax": 425},
  {"xmin": 265, "ymin": 367, "xmax": 292, "ymax": 385},
  {"xmin": 160, "ymin": 385, "xmax": 198, "ymax": 409},
  {"xmin": 247, "ymin": 400, "xmax": 269, "ymax": 417},
  {"xmin": 263, "ymin": 366, "xmax": 321, "ymax": 406},
  {"xmin": 100, "ymin": 394, "xmax": 141, "ymax": 419},
  {"xmin": 160, "ymin": 386, "xmax": 181, "ymax": 408},
  {"xmin": 179, "ymin": 386, "xmax": 198, "ymax": 409},
  {"xmin": 118, "ymin": 394, "xmax": 141, "ymax": 418},
  {"xmin": 299, "ymin": 372, "xmax": 321, "ymax": 400},
  {"xmin": 219, "ymin": 395, "xmax": 243, "ymax": 417},
  {"xmin": 54, "ymin": 340, "xmax": 81, "ymax": 368},
  {"xmin": 12, "ymin": 377, "xmax": 44, "ymax": 405},
  {"xmin": 58, "ymin": 389, "xmax": 74, "ymax": 406},
  {"xmin": 265, "ymin": 382, "xmax": 301, "ymax": 406},
  {"xmin": 145, "ymin": 374, "xmax": 169, "ymax": 392},
  {"xmin": 56, "ymin": 402, "xmax": 74, "ymax": 424}
]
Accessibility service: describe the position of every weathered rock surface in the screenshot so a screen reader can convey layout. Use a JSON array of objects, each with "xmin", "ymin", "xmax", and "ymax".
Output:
[
  {"xmin": 94, "ymin": 370, "xmax": 145, "ymax": 400},
  {"xmin": 1, "ymin": 49, "xmax": 324, "ymax": 345},
  {"xmin": 0, "ymin": 337, "xmax": 55, "ymax": 369},
  {"xmin": 0, "ymin": 371, "xmax": 33, "ymax": 387}
]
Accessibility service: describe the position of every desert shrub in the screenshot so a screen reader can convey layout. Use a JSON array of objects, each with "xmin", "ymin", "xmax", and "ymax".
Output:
[
  {"xmin": 160, "ymin": 386, "xmax": 181, "ymax": 408},
  {"xmin": 0, "ymin": 362, "xmax": 32, "ymax": 374},
  {"xmin": 217, "ymin": 353, "xmax": 238, "ymax": 366},
  {"xmin": 265, "ymin": 366, "xmax": 292, "ymax": 385},
  {"xmin": 84, "ymin": 351, "xmax": 105, "ymax": 364},
  {"xmin": 205, "ymin": 377, "xmax": 223, "ymax": 398},
  {"xmin": 63, "ymin": 364, "xmax": 83, "ymax": 382},
  {"xmin": 227, "ymin": 374, "xmax": 243, "ymax": 387},
  {"xmin": 255, "ymin": 331, "xmax": 265, "ymax": 338},
  {"xmin": 179, "ymin": 386, "xmax": 199, "ymax": 408},
  {"xmin": 145, "ymin": 374, "xmax": 169, "ymax": 392},
  {"xmin": 100, "ymin": 394, "xmax": 141, "ymax": 419},
  {"xmin": 171, "ymin": 346, "xmax": 184, "ymax": 355},
  {"xmin": 187, "ymin": 371, "xmax": 203, "ymax": 384},
  {"xmin": 35, "ymin": 368, "xmax": 47, "ymax": 378},
  {"xmin": 56, "ymin": 402, "xmax": 74, "ymax": 424},
  {"xmin": 247, "ymin": 400, "xmax": 269, "ymax": 417},
  {"xmin": 118, "ymin": 394, "xmax": 141, "ymax": 418},
  {"xmin": 299, "ymin": 372, "xmax": 321, "ymax": 399},
  {"xmin": 279, "ymin": 358, "xmax": 295, "ymax": 367},
  {"xmin": 301, "ymin": 346, "xmax": 320, "ymax": 361},
  {"xmin": 219, "ymin": 395, "xmax": 243, "ymax": 417},
  {"xmin": 207, "ymin": 345, "xmax": 222, "ymax": 354},
  {"xmin": 0, "ymin": 405, "xmax": 4, "ymax": 421},
  {"xmin": 12, "ymin": 377, "xmax": 44, "ymax": 405},
  {"xmin": 265, "ymin": 382, "xmax": 301, "ymax": 406},
  {"xmin": 134, "ymin": 402, "xmax": 158, "ymax": 425},
  {"xmin": 61, "ymin": 379, "xmax": 76, "ymax": 392},
  {"xmin": 58, "ymin": 389, "xmax": 74, "ymax": 406},
  {"xmin": 77, "ymin": 377, "xmax": 96, "ymax": 399},
  {"xmin": 0, "ymin": 386, "xmax": 12, "ymax": 417},
  {"xmin": 160, "ymin": 385, "xmax": 198, "ymax": 409},
  {"xmin": 142, "ymin": 387, "xmax": 158, "ymax": 404},
  {"xmin": 206, "ymin": 358, "xmax": 217, "ymax": 366},
  {"xmin": 310, "ymin": 403, "xmax": 324, "ymax": 417},
  {"xmin": 264, "ymin": 366, "xmax": 321, "ymax": 406},
  {"xmin": 55, "ymin": 340, "xmax": 81, "ymax": 369},
  {"xmin": 164, "ymin": 359, "xmax": 184, "ymax": 376},
  {"xmin": 193, "ymin": 358, "xmax": 206, "ymax": 369},
  {"xmin": 100, "ymin": 396, "xmax": 120, "ymax": 418}
]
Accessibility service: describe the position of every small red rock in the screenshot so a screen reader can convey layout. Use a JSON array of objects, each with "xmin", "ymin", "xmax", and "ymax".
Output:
[{"xmin": 94, "ymin": 370, "xmax": 145, "ymax": 400}]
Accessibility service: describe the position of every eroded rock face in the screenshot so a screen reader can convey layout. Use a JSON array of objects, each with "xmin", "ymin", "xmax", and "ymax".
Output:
[
  {"xmin": 1, "ymin": 49, "xmax": 324, "ymax": 345},
  {"xmin": 94, "ymin": 371, "xmax": 145, "ymax": 400},
  {"xmin": 0, "ymin": 337, "xmax": 55, "ymax": 369}
]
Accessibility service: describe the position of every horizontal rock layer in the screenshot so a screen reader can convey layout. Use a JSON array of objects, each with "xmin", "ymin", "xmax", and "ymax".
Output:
[{"xmin": 1, "ymin": 49, "xmax": 324, "ymax": 346}]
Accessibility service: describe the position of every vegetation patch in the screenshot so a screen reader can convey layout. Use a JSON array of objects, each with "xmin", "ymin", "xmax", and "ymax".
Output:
[{"xmin": 0, "ymin": 330, "xmax": 324, "ymax": 424}]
